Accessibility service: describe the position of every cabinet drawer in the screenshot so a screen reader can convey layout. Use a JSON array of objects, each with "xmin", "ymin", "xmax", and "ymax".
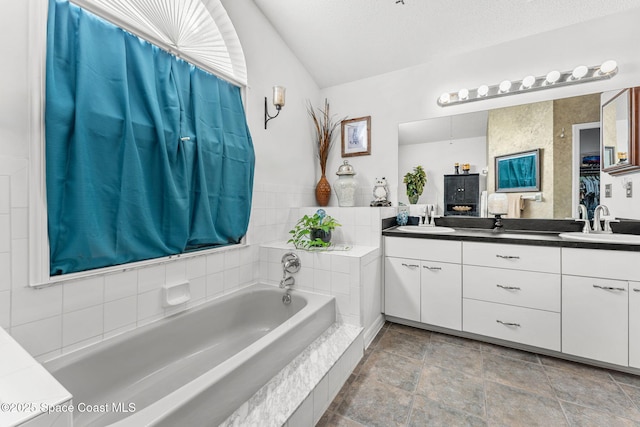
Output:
[
  {"xmin": 385, "ymin": 237, "xmax": 461, "ymax": 263},
  {"xmin": 463, "ymin": 242, "xmax": 560, "ymax": 273},
  {"xmin": 463, "ymin": 265, "xmax": 560, "ymax": 312},
  {"xmin": 562, "ymin": 248, "xmax": 640, "ymax": 281},
  {"xmin": 463, "ymin": 299, "xmax": 560, "ymax": 351}
]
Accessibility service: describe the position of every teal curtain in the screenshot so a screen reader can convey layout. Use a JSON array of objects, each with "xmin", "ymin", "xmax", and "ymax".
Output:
[{"xmin": 46, "ymin": 0, "xmax": 254, "ymax": 275}]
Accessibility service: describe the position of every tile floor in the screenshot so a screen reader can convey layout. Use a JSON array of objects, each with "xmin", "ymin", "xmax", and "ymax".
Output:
[{"xmin": 318, "ymin": 322, "xmax": 640, "ymax": 427}]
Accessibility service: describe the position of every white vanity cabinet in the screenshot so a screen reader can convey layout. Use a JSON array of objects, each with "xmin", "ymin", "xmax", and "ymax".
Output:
[
  {"xmin": 562, "ymin": 248, "xmax": 639, "ymax": 367},
  {"xmin": 421, "ymin": 260, "xmax": 462, "ymax": 330},
  {"xmin": 384, "ymin": 237, "xmax": 462, "ymax": 329},
  {"xmin": 384, "ymin": 257, "xmax": 420, "ymax": 321},
  {"xmin": 462, "ymin": 242, "xmax": 561, "ymax": 351},
  {"xmin": 631, "ymin": 281, "xmax": 640, "ymax": 369}
]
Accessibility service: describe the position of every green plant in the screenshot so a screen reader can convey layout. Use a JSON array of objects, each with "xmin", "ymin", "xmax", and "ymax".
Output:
[
  {"xmin": 403, "ymin": 165, "xmax": 427, "ymax": 204},
  {"xmin": 288, "ymin": 210, "xmax": 341, "ymax": 249}
]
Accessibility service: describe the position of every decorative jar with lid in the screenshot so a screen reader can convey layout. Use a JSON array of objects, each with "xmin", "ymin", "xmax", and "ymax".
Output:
[{"xmin": 334, "ymin": 160, "xmax": 358, "ymax": 207}]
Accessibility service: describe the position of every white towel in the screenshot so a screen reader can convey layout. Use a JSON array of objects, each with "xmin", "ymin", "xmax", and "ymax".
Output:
[{"xmin": 506, "ymin": 194, "xmax": 524, "ymax": 218}]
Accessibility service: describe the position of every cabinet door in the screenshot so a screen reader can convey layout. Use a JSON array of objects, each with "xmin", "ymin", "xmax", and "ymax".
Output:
[
  {"xmin": 384, "ymin": 257, "xmax": 420, "ymax": 321},
  {"xmin": 630, "ymin": 281, "xmax": 640, "ymax": 369},
  {"xmin": 421, "ymin": 261, "xmax": 462, "ymax": 330},
  {"xmin": 562, "ymin": 275, "xmax": 628, "ymax": 366}
]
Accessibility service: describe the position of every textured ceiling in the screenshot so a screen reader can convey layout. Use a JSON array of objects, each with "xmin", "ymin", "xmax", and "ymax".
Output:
[{"xmin": 253, "ymin": 0, "xmax": 640, "ymax": 88}]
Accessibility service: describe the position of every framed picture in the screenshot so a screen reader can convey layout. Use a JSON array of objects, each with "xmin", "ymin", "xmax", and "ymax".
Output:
[
  {"xmin": 341, "ymin": 116, "xmax": 371, "ymax": 157},
  {"xmin": 494, "ymin": 148, "xmax": 541, "ymax": 192}
]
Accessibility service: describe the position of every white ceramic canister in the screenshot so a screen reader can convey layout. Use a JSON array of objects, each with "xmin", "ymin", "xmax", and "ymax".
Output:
[{"xmin": 334, "ymin": 160, "xmax": 358, "ymax": 207}]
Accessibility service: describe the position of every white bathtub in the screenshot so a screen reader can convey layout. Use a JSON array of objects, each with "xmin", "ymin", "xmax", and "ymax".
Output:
[{"xmin": 44, "ymin": 283, "xmax": 336, "ymax": 426}]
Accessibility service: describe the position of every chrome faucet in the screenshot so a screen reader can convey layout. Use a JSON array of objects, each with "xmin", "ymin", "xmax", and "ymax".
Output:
[
  {"xmin": 592, "ymin": 204, "xmax": 611, "ymax": 233},
  {"xmin": 576, "ymin": 204, "xmax": 591, "ymax": 233},
  {"xmin": 280, "ymin": 275, "xmax": 295, "ymax": 289},
  {"xmin": 280, "ymin": 252, "xmax": 300, "ymax": 290}
]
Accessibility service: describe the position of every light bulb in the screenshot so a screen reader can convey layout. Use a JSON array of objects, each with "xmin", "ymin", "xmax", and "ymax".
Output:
[
  {"xmin": 545, "ymin": 70, "xmax": 560, "ymax": 84},
  {"xmin": 458, "ymin": 88, "xmax": 469, "ymax": 100},
  {"xmin": 600, "ymin": 60, "xmax": 617, "ymax": 74},
  {"xmin": 572, "ymin": 65, "xmax": 588, "ymax": 80},
  {"xmin": 498, "ymin": 80, "xmax": 512, "ymax": 93},
  {"xmin": 439, "ymin": 92, "xmax": 451, "ymax": 104},
  {"xmin": 521, "ymin": 75, "xmax": 535, "ymax": 89},
  {"xmin": 477, "ymin": 85, "xmax": 489, "ymax": 97}
]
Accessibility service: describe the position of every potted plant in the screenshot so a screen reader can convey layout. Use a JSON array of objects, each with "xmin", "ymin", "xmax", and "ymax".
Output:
[
  {"xmin": 288, "ymin": 209, "xmax": 341, "ymax": 249},
  {"xmin": 307, "ymin": 99, "xmax": 345, "ymax": 206},
  {"xmin": 403, "ymin": 165, "xmax": 427, "ymax": 204}
]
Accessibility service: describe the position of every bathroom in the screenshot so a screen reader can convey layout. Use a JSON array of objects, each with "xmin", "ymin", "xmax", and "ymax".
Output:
[{"xmin": 2, "ymin": 0, "xmax": 640, "ymax": 426}]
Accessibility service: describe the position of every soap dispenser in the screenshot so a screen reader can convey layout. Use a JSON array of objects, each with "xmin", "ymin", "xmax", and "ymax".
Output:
[{"xmin": 334, "ymin": 160, "xmax": 358, "ymax": 207}]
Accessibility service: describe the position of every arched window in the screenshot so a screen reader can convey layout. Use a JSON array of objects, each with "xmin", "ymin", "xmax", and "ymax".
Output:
[
  {"xmin": 31, "ymin": 0, "xmax": 252, "ymax": 282},
  {"xmin": 70, "ymin": 0, "xmax": 247, "ymax": 86}
]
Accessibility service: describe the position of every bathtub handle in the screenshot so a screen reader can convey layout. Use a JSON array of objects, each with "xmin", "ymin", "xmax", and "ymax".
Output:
[{"xmin": 282, "ymin": 252, "xmax": 301, "ymax": 274}]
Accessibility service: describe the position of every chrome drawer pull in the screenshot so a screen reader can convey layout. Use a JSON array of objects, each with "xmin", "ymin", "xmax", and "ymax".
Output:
[
  {"xmin": 423, "ymin": 266, "xmax": 442, "ymax": 270},
  {"xmin": 593, "ymin": 284, "xmax": 626, "ymax": 292},
  {"xmin": 496, "ymin": 320, "xmax": 521, "ymax": 327},
  {"xmin": 634, "ymin": 288, "xmax": 640, "ymax": 292},
  {"xmin": 496, "ymin": 255, "xmax": 520, "ymax": 260},
  {"xmin": 496, "ymin": 284, "xmax": 521, "ymax": 291},
  {"xmin": 401, "ymin": 263, "xmax": 419, "ymax": 268}
]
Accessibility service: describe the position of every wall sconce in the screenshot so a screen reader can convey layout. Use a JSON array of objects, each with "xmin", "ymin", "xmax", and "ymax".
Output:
[
  {"xmin": 437, "ymin": 60, "xmax": 618, "ymax": 107},
  {"xmin": 264, "ymin": 86, "xmax": 286, "ymax": 129}
]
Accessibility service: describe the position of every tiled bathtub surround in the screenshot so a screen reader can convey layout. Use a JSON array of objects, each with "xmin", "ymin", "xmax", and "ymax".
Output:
[
  {"xmin": 260, "ymin": 242, "xmax": 383, "ymax": 344},
  {"xmin": 10, "ymin": 245, "xmax": 260, "ymax": 361},
  {"xmin": 3, "ymin": 163, "xmax": 392, "ymax": 361},
  {"xmin": 222, "ymin": 322, "xmax": 363, "ymax": 427}
]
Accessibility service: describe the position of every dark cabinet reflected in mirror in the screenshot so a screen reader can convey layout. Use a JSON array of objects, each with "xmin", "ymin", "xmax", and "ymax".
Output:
[{"xmin": 601, "ymin": 87, "xmax": 640, "ymax": 175}]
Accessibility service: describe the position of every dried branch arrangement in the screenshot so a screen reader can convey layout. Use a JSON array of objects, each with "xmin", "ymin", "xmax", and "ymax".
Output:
[{"xmin": 307, "ymin": 99, "xmax": 344, "ymax": 175}]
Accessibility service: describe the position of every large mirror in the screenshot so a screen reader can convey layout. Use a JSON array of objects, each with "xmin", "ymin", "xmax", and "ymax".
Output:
[
  {"xmin": 601, "ymin": 87, "xmax": 640, "ymax": 175},
  {"xmin": 398, "ymin": 92, "xmax": 607, "ymax": 219}
]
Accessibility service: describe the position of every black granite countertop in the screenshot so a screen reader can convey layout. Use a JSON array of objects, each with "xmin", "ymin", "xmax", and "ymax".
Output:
[{"xmin": 381, "ymin": 216, "xmax": 640, "ymax": 252}]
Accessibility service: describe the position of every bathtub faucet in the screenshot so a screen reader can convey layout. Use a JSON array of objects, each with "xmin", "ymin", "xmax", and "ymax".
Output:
[
  {"xmin": 280, "ymin": 252, "xmax": 300, "ymax": 291},
  {"xmin": 280, "ymin": 275, "xmax": 295, "ymax": 289}
]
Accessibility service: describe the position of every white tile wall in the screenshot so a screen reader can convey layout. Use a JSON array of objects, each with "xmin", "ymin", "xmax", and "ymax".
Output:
[
  {"xmin": 4, "ymin": 161, "xmax": 391, "ymax": 364},
  {"xmin": 260, "ymin": 243, "xmax": 381, "ymax": 328}
]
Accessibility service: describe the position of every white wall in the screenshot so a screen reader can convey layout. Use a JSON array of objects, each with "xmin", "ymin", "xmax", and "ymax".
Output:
[
  {"xmin": 321, "ymin": 8, "xmax": 640, "ymax": 207},
  {"xmin": 0, "ymin": 0, "xmax": 324, "ymax": 360},
  {"xmin": 398, "ymin": 136, "xmax": 487, "ymax": 210},
  {"xmin": 221, "ymin": 0, "xmax": 321, "ymax": 188}
]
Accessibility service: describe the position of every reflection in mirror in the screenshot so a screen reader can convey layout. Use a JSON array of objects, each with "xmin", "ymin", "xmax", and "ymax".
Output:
[
  {"xmin": 398, "ymin": 93, "xmax": 605, "ymax": 219},
  {"xmin": 602, "ymin": 89, "xmax": 629, "ymax": 170}
]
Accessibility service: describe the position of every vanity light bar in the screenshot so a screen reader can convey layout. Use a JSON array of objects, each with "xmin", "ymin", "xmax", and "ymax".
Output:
[{"xmin": 437, "ymin": 60, "xmax": 618, "ymax": 107}]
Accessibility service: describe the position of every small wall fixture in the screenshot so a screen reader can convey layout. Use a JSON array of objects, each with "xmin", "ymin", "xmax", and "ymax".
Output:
[
  {"xmin": 437, "ymin": 60, "xmax": 618, "ymax": 107},
  {"xmin": 265, "ymin": 86, "xmax": 286, "ymax": 129}
]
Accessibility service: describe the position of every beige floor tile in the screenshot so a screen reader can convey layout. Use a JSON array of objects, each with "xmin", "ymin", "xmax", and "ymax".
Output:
[
  {"xmin": 480, "ymin": 341, "xmax": 540, "ymax": 364},
  {"xmin": 359, "ymin": 349, "xmax": 422, "ymax": 392},
  {"xmin": 483, "ymin": 353, "xmax": 555, "ymax": 398},
  {"xmin": 409, "ymin": 395, "xmax": 487, "ymax": 427},
  {"xmin": 376, "ymin": 329, "xmax": 429, "ymax": 361},
  {"xmin": 561, "ymin": 401, "xmax": 640, "ymax": 427},
  {"xmin": 415, "ymin": 365, "xmax": 485, "ymax": 418},
  {"xmin": 425, "ymin": 339, "xmax": 483, "ymax": 377},
  {"xmin": 546, "ymin": 367, "xmax": 640, "ymax": 421},
  {"xmin": 485, "ymin": 381, "xmax": 568, "ymax": 427},
  {"xmin": 336, "ymin": 375, "xmax": 413, "ymax": 427}
]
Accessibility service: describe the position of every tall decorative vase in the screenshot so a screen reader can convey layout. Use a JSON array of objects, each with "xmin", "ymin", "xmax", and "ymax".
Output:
[{"xmin": 315, "ymin": 174, "xmax": 331, "ymax": 206}]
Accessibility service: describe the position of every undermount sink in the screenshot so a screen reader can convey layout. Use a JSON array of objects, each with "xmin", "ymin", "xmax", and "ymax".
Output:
[
  {"xmin": 395, "ymin": 226, "xmax": 456, "ymax": 234},
  {"xmin": 558, "ymin": 232, "xmax": 640, "ymax": 245}
]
